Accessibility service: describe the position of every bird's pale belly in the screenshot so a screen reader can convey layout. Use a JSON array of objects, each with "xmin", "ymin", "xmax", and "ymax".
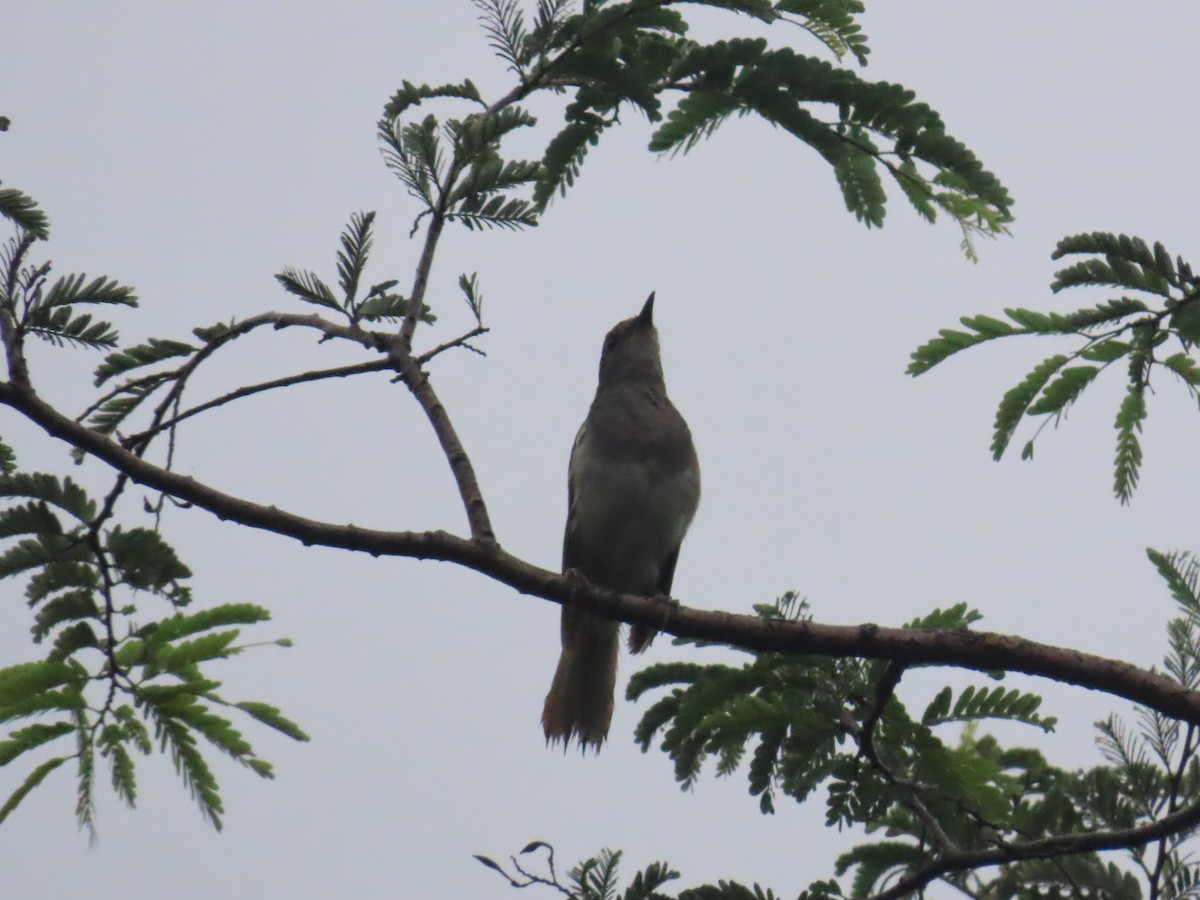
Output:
[{"xmin": 568, "ymin": 457, "xmax": 698, "ymax": 594}]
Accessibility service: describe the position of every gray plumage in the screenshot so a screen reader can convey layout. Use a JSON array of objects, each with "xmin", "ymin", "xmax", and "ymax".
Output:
[{"xmin": 542, "ymin": 293, "xmax": 700, "ymax": 751}]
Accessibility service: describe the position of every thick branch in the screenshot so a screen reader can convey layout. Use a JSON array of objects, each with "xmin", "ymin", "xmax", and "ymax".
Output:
[{"xmin": 4, "ymin": 379, "xmax": 1200, "ymax": 726}]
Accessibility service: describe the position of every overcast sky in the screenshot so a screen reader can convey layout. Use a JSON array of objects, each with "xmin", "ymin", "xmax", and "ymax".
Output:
[{"xmin": 3, "ymin": 3, "xmax": 1200, "ymax": 898}]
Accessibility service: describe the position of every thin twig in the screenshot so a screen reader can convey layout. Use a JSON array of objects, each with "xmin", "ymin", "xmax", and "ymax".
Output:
[
  {"xmin": 860, "ymin": 662, "xmax": 905, "ymax": 753},
  {"xmin": 841, "ymin": 665, "xmax": 960, "ymax": 857},
  {"xmin": 76, "ymin": 369, "xmax": 175, "ymax": 424},
  {"xmin": 415, "ymin": 326, "xmax": 489, "ymax": 365},
  {"xmin": 1149, "ymin": 722, "xmax": 1197, "ymax": 897},
  {"xmin": 122, "ymin": 359, "xmax": 393, "ymax": 447}
]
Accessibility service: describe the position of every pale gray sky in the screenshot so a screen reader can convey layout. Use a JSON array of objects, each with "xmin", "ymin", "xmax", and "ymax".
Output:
[{"xmin": 2, "ymin": 3, "xmax": 1199, "ymax": 898}]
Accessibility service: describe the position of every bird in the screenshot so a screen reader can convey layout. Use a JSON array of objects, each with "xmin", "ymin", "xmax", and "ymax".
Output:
[{"xmin": 541, "ymin": 292, "xmax": 700, "ymax": 751}]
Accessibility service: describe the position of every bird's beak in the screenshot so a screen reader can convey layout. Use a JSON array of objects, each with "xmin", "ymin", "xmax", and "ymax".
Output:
[{"xmin": 638, "ymin": 292, "xmax": 655, "ymax": 326}]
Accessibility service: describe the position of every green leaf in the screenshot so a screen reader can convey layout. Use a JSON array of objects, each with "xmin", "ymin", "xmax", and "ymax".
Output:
[
  {"xmin": 921, "ymin": 686, "xmax": 952, "ymax": 724},
  {"xmin": 678, "ymin": 879, "xmax": 781, "ymax": 900},
  {"xmin": 1147, "ymin": 549, "xmax": 1200, "ymax": 618},
  {"xmin": 650, "ymin": 88, "xmax": 740, "ymax": 156},
  {"xmin": 0, "ymin": 473, "xmax": 96, "ymax": 522},
  {"xmin": 105, "ymin": 741, "xmax": 138, "ymax": 808},
  {"xmin": 449, "ymin": 157, "xmax": 541, "ymax": 209},
  {"xmin": 93, "ymin": 337, "xmax": 196, "ymax": 387},
  {"xmin": 904, "ymin": 602, "xmax": 982, "ymax": 628},
  {"xmin": 777, "ymin": 0, "xmax": 869, "ymax": 64},
  {"xmin": 0, "ymin": 501, "xmax": 64, "ymax": 540},
  {"xmin": 458, "ymin": 272, "xmax": 483, "ymax": 322},
  {"xmin": 1059, "ymin": 297, "xmax": 1150, "ymax": 331},
  {"xmin": 27, "ymin": 562, "xmax": 98, "ymax": 605},
  {"xmin": 114, "ymin": 705, "xmax": 153, "ymax": 755},
  {"xmin": 32, "ymin": 588, "xmax": 100, "ymax": 643},
  {"xmin": 234, "ymin": 702, "xmax": 310, "ymax": 742},
  {"xmin": 450, "ymin": 104, "xmax": 538, "ymax": 158},
  {"xmin": 0, "ymin": 187, "xmax": 51, "ymax": 239},
  {"xmin": 143, "ymin": 603, "xmax": 271, "ymax": 647},
  {"xmin": 0, "ymin": 534, "xmax": 91, "ymax": 580},
  {"xmin": 625, "ymin": 859, "xmax": 682, "ymax": 899},
  {"xmin": 87, "ymin": 391, "xmax": 152, "ymax": 436},
  {"xmin": 0, "ymin": 755, "xmax": 68, "ymax": 825},
  {"xmin": 150, "ymin": 712, "xmax": 224, "ymax": 829},
  {"xmin": 1026, "ymin": 365, "xmax": 1100, "ymax": 417},
  {"xmin": 832, "ymin": 128, "xmax": 885, "ymax": 227},
  {"xmin": 906, "ymin": 327, "xmax": 994, "ymax": 375},
  {"xmin": 106, "ymin": 527, "xmax": 191, "ymax": 594},
  {"xmin": 1169, "ymin": 299, "xmax": 1200, "ymax": 343},
  {"xmin": 534, "ymin": 116, "xmax": 611, "ymax": 210},
  {"xmin": 354, "ymin": 291, "xmax": 415, "ymax": 322},
  {"xmin": 1113, "ymin": 379, "xmax": 1146, "ymax": 504},
  {"xmin": 274, "ymin": 267, "xmax": 341, "ymax": 312},
  {"xmin": 959, "ymin": 314, "xmax": 1017, "ymax": 337},
  {"xmin": 1053, "ymin": 231, "xmax": 1179, "ymax": 294},
  {"xmin": 911, "ymin": 732, "xmax": 1009, "ymax": 821},
  {"xmin": 0, "ymin": 686, "xmax": 86, "ymax": 725},
  {"xmin": 148, "ymin": 630, "xmax": 241, "ymax": 676},
  {"xmin": 448, "ymin": 194, "xmax": 538, "ymax": 230},
  {"xmin": 192, "ymin": 321, "xmax": 232, "ymax": 342},
  {"xmin": 378, "ymin": 114, "xmax": 444, "ymax": 213},
  {"xmin": 0, "ymin": 720, "xmax": 74, "ymax": 766},
  {"xmin": 1162, "ymin": 352, "xmax": 1200, "ymax": 385},
  {"xmin": 23, "ymin": 305, "xmax": 120, "ymax": 349},
  {"xmin": 991, "ymin": 355, "xmax": 1070, "ymax": 458},
  {"xmin": 1079, "ymin": 339, "xmax": 1130, "ymax": 363},
  {"xmin": 337, "ymin": 211, "xmax": 375, "ymax": 307},
  {"xmin": 836, "ymin": 841, "xmax": 923, "ymax": 898},
  {"xmin": 171, "ymin": 701, "xmax": 254, "ymax": 761},
  {"xmin": 382, "ymin": 79, "xmax": 484, "ymax": 119},
  {"xmin": 922, "ymin": 684, "xmax": 1056, "ymax": 731},
  {"xmin": 41, "ymin": 273, "xmax": 137, "ymax": 309},
  {"xmin": 49, "ymin": 621, "xmax": 99, "ymax": 661},
  {"xmin": 889, "ymin": 159, "xmax": 935, "ymax": 222},
  {"xmin": 74, "ymin": 716, "xmax": 96, "ymax": 837}
]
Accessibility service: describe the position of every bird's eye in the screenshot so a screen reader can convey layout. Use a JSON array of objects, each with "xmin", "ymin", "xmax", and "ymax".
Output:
[{"xmin": 603, "ymin": 333, "xmax": 618, "ymax": 351}]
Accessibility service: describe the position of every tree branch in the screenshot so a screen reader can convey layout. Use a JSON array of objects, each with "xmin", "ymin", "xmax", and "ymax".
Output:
[
  {"xmin": 842, "ymin": 665, "xmax": 961, "ymax": 857},
  {"xmin": 415, "ymin": 326, "xmax": 489, "ymax": 364},
  {"xmin": 869, "ymin": 792, "xmax": 1200, "ymax": 900},
  {"xmin": 0, "ymin": 306, "xmax": 31, "ymax": 391},
  {"xmin": 122, "ymin": 359, "xmax": 393, "ymax": 446},
  {"xmin": 4, "ymin": 379, "xmax": 1200, "ymax": 726},
  {"xmin": 393, "ymin": 353, "xmax": 495, "ymax": 542},
  {"xmin": 77, "ymin": 307, "xmax": 495, "ymax": 540}
]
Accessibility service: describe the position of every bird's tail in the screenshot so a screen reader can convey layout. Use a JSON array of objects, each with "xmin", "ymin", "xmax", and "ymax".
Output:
[{"xmin": 542, "ymin": 608, "xmax": 619, "ymax": 752}]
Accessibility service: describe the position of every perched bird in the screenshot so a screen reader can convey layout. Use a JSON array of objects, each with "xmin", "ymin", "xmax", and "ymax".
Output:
[{"xmin": 542, "ymin": 293, "xmax": 700, "ymax": 751}]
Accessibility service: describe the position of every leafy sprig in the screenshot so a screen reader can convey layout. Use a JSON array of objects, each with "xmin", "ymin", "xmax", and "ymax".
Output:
[
  {"xmin": 275, "ymin": 211, "xmax": 430, "ymax": 324},
  {"xmin": 910, "ymin": 232, "xmax": 1200, "ymax": 502},
  {"xmin": 0, "ymin": 231, "xmax": 135, "ymax": 355},
  {"xmin": 382, "ymin": 0, "xmax": 1011, "ymax": 257},
  {"xmin": 0, "ymin": 469, "xmax": 305, "ymax": 833}
]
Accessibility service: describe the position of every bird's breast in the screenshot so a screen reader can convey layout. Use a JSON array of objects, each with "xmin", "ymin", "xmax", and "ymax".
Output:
[{"xmin": 566, "ymin": 428, "xmax": 700, "ymax": 594}]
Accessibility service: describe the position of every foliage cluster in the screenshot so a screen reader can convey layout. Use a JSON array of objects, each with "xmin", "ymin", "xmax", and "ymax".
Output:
[
  {"xmin": 910, "ymin": 233, "xmax": 1200, "ymax": 503},
  {"xmin": 484, "ymin": 566, "xmax": 1200, "ymax": 897}
]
